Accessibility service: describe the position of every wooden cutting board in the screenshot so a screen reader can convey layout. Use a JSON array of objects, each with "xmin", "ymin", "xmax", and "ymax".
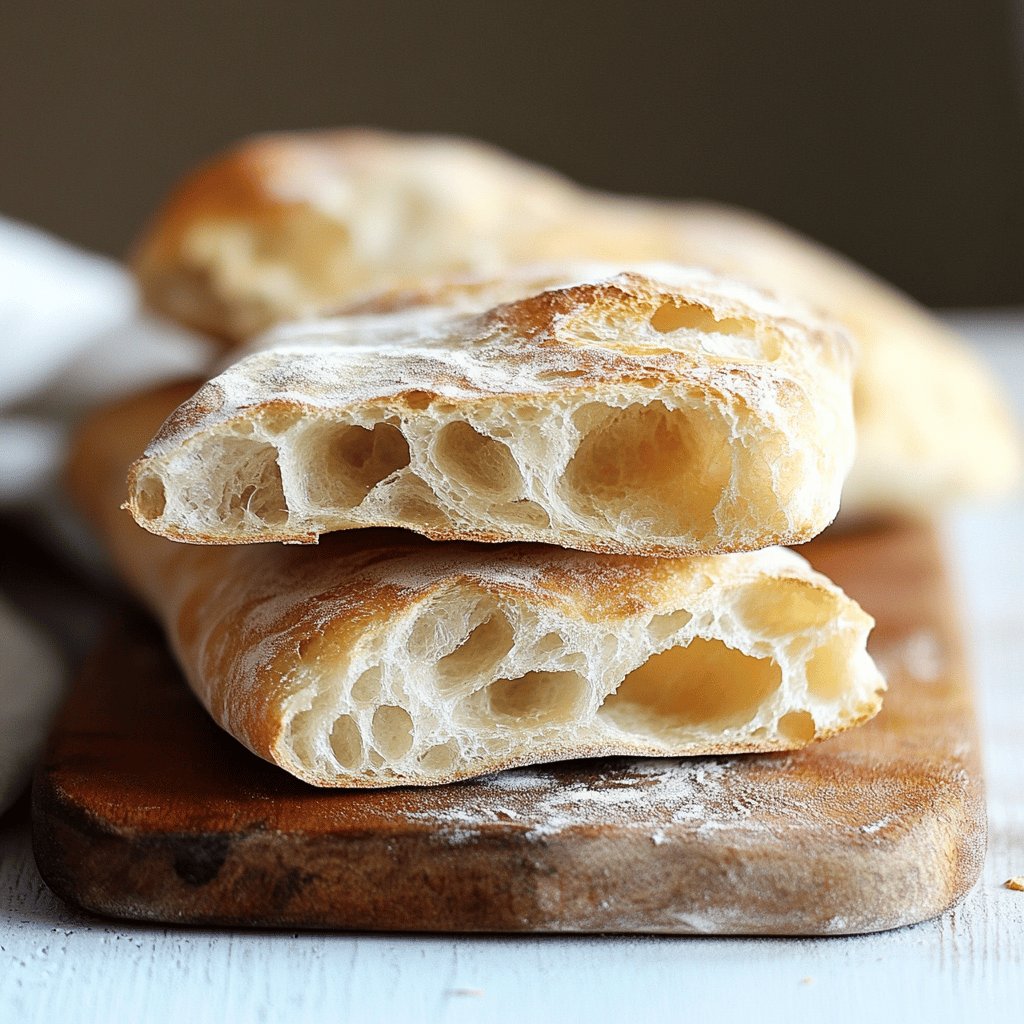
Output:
[{"xmin": 32, "ymin": 519, "xmax": 985, "ymax": 935}]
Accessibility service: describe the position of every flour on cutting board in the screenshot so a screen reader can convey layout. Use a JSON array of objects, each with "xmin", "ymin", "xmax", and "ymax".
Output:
[{"xmin": 399, "ymin": 755, "xmax": 894, "ymax": 846}]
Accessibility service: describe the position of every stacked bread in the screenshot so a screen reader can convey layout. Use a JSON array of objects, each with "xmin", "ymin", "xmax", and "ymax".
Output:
[
  {"xmin": 69, "ymin": 130, "xmax": 1017, "ymax": 787},
  {"xmin": 132, "ymin": 130, "xmax": 1020, "ymax": 518}
]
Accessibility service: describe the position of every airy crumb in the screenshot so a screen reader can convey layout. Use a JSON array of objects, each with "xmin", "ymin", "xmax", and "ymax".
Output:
[{"xmin": 1005, "ymin": 877, "xmax": 1024, "ymax": 892}]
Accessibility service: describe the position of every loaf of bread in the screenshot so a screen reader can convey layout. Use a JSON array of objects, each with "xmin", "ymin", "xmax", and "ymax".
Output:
[
  {"xmin": 69, "ymin": 383, "xmax": 884, "ymax": 787},
  {"xmin": 133, "ymin": 129, "xmax": 581, "ymax": 342},
  {"xmin": 132, "ymin": 129, "xmax": 1019, "ymax": 514},
  {"xmin": 124, "ymin": 264, "xmax": 855, "ymax": 555}
]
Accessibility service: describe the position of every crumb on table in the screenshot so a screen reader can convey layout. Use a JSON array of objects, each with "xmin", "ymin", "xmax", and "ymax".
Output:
[{"xmin": 1005, "ymin": 877, "xmax": 1024, "ymax": 892}]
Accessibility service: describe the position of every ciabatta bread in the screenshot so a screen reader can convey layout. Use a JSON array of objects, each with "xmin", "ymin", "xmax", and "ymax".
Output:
[
  {"xmin": 133, "ymin": 129, "xmax": 1019, "ymax": 514},
  {"xmin": 69, "ymin": 383, "xmax": 885, "ymax": 787},
  {"xmin": 124, "ymin": 265, "xmax": 855, "ymax": 555}
]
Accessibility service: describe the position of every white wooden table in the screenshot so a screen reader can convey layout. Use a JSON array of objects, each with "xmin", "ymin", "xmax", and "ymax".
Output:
[{"xmin": 2, "ymin": 315, "xmax": 1022, "ymax": 1023}]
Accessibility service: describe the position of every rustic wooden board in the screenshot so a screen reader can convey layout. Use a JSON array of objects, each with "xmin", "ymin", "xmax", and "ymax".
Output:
[{"xmin": 31, "ymin": 519, "xmax": 985, "ymax": 934}]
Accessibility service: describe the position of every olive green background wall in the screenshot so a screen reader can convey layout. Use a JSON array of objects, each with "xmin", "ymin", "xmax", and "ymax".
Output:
[{"xmin": 2, "ymin": 0, "xmax": 1022, "ymax": 305}]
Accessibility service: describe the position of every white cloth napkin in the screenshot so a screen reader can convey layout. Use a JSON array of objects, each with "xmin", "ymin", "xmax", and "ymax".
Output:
[
  {"xmin": 0, "ymin": 216, "xmax": 214, "ymax": 816},
  {"xmin": 0, "ymin": 217, "xmax": 212, "ymax": 506}
]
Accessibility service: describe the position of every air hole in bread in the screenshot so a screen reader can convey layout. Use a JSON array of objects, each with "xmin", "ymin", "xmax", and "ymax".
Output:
[
  {"xmin": 259, "ymin": 408, "xmax": 300, "ymax": 437},
  {"xmin": 418, "ymin": 741, "xmax": 458, "ymax": 772},
  {"xmin": 805, "ymin": 635, "xmax": 856, "ymax": 701},
  {"xmin": 482, "ymin": 670, "xmax": 587, "ymax": 725},
  {"xmin": 565, "ymin": 401, "xmax": 730, "ymax": 538},
  {"xmin": 135, "ymin": 474, "xmax": 167, "ymax": 520},
  {"xmin": 777, "ymin": 709, "xmax": 816, "ymax": 744},
  {"xmin": 371, "ymin": 705, "xmax": 414, "ymax": 759},
  {"xmin": 648, "ymin": 608, "xmax": 693, "ymax": 642},
  {"xmin": 351, "ymin": 665, "xmax": 382, "ymax": 703},
  {"xmin": 536, "ymin": 632, "xmax": 564, "ymax": 655},
  {"xmin": 330, "ymin": 713, "xmax": 363, "ymax": 769},
  {"xmin": 650, "ymin": 301, "xmax": 755, "ymax": 337},
  {"xmin": 503, "ymin": 500, "xmax": 551, "ymax": 529},
  {"xmin": 401, "ymin": 390, "xmax": 433, "ymax": 410},
  {"xmin": 734, "ymin": 581, "xmax": 836, "ymax": 637},
  {"xmin": 599, "ymin": 638, "xmax": 781, "ymax": 735},
  {"xmin": 285, "ymin": 708, "xmax": 318, "ymax": 764},
  {"xmin": 433, "ymin": 421, "xmax": 525, "ymax": 501},
  {"xmin": 304, "ymin": 421, "xmax": 410, "ymax": 508},
  {"xmin": 536, "ymin": 367, "xmax": 588, "ymax": 381},
  {"xmin": 407, "ymin": 614, "xmax": 438, "ymax": 660},
  {"xmin": 391, "ymin": 476, "xmax": 448, "ymax": 528},
  {"xmin": 436, "ymin": 611, "xmax": 515, "ymax": 692},
  {"xmin": 214, "ymin": 439, "xmax": 289, "ymax": 527}
]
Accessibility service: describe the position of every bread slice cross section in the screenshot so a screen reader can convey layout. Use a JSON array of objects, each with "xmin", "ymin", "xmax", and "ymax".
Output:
[{"xmin": 125, "ymin": 265, "xmax": 855, "ymax": 556}]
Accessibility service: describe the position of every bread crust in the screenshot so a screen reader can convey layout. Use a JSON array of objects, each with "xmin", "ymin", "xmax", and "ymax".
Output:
[
  {"xmin": 125, "ymin": 264, "xmax": 855, "ymax": 555},
  {"xmin": 70, "ymin": 383, "xmax": 884, "ymax": 788}
]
